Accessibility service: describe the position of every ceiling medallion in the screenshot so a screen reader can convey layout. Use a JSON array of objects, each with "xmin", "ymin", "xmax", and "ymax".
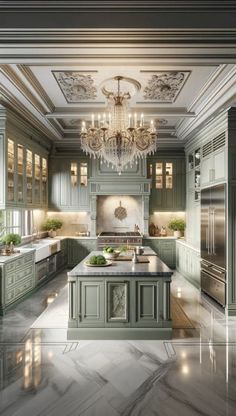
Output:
[
  {"xmin": 53, "ymin": 71, "xmax": 97, "ymax": 102},
  {"xmin": 143, "ymin": 71, "xmax": 189, "ymax": 102},
  {"xmin": 80, "ymin": 76, "xmax": 157, "ymax": 175}
]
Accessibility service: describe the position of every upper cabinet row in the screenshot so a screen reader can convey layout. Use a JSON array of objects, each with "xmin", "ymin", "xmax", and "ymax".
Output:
[
  {"xmin": 187, "ymin": 132, "xmax": 226, "ymax": 201},
  {"xmin": 147, "ymin": 155, "xmax": 186, "ymax": 212},
  {"xmin": 48, "ymin": 157, "xmax": 89, "ymax": 211},
  {"xmin": 0, "ymin": 136, "xmax": 48, "ymax": 210}
]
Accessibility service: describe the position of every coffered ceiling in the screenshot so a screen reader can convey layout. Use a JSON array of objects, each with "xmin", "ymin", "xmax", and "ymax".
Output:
[{"xmin": 0, "ymin": 1, "xmax": 236, "ymax": 151}]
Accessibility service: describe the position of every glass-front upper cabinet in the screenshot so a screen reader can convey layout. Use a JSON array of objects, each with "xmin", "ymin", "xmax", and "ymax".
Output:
[
  {"xmin": 152, "ymin": 161, "xmax": 173, "ymax": 189},
  {"xmin": 42, "ymin": 157, "xmax": 47, "ymax": 205},
  {"xmin": 26, "ymin": 149, "xmax": 33, "ymax": 204},
  {"xmin": 17, "ymin": 144, "xmax": 24, "ymax": 203},
  {"xmin": 165, "ymin": 162, "xmax": 173, "ymax": 189},
  {"xmin": 80, "ymin": 162, "xmax": 88, "ymax": 187},
  {"xmin": 34, "ymin": 154, "xmax": 41, "ymax": 205},
  {"xmin": 7, "ymin": 139, "xmax": 15, "ymax": 203}
]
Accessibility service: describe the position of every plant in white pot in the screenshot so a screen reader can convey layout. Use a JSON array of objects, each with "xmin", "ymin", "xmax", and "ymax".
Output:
[
  {"xmin": 42, "ymin": 218, "xmax": 63, "ymax": 238},
  {"xmin": 168, "ymin": 218, "xmax": 186, "ymax": 239}
]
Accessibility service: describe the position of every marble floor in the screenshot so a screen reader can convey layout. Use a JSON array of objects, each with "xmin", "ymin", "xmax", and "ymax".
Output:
[{"xmin": 0, "ymin": 271, "xmax": 236, "ymax": 415}]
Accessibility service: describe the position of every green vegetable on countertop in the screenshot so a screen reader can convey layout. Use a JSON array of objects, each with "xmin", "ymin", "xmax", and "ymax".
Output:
[
  {"xmin": 103, "ymin": 246, "xmax": 114, "ymax": 253},
  {"xmin": 88, "ymin": 255, "xmax": 106, "ymax": 265}
]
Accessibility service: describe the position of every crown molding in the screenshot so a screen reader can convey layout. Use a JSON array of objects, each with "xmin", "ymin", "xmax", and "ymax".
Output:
[
  {"xmin": 0, "ymin": 84, "xmax": 62, "ymax": 141},
  {"xmin": 0, "ymin": 29, "xmax": 236, "ymax": 44},
  {"xmin": 17, "ymin": 64, "xmax": 54, "ymax": 113},
  {"xmin": 0, "ymin": 1, "xmax": 236, "ymax": 11},
  {"xmin": 177, "ymin": 66, "xmax": 236, "ymax": 141},
  {"xmin": 0, "ymin": 65, "xmax": 48, "ymax": 115}
]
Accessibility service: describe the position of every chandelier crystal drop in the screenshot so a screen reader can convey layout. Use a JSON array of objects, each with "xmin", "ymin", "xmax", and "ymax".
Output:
[{"xmin": 80, "ymin": 76, "xmax": 157, "ymax": 174}]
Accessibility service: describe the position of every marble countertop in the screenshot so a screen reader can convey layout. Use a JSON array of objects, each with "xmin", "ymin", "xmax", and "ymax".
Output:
[
  {"xmin": 68, "ymin": 251, "xmax": 173, "ymax": 277},
  {"xmin": 144, "ymin": 236, "xmax": 177, "ymax": 240},
  {"xmin": 0, "ymin": 248, "xmax": 35, "ymax": 263}
]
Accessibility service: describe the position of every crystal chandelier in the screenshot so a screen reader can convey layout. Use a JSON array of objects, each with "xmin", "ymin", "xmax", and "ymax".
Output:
[{"xmin": 80, "ymin": 76, "xmax": 157, "ymax": 175}]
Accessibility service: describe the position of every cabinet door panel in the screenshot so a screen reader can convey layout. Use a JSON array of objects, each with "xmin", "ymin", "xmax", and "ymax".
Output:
[
  {"xmin": 80, "ymin": 281, "xmax": 104, "ymax": 326},
  {"xmin": 135, "ymin": 281, "xmax": 159, "ymax": 326},
  {"xmin": 213, "ymin": 149, "xmax": 226, "ymax": 182},
  {"xmin": 201, "ymin": 156, "xmax": 212, "ymax": 187},
  {"xmin": 107, "ymin": 281, "xmax": 129, "ymax": 323}
]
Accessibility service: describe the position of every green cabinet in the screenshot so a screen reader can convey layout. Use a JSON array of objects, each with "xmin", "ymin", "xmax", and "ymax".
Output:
[
  {"xmin": 0, "ymin": 127, "xmax": 48, "ymax": 210},
  {"xmin": 0, "ymin": 251, "xmax": 35, "ymax": 314},
  {"xmin": 148, "ymin": 153, "xmax": 185, "ymax": 212},
  {"xmin": 79, "ymin": 280, "xmax": 105, "ymax": 327},
  {"xmin": 176, "ymin": 240, "xmax": 200, "ymax": 288},
  {"xmin": 48, "ymin": 156, "xmax": 89, "ymax": 211},
  {"xmin": 144, "ymin": 238, "xmax": 176, "ymax": 269},
  {"xmin": 67, "ymin": 239, "xmax": 97, "ymax": 267}
]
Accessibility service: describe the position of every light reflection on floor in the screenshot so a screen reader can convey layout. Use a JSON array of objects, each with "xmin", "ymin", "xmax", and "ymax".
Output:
[{"xmin": 0, "ymin": 271, "xmax": 235, "ymax": 416}]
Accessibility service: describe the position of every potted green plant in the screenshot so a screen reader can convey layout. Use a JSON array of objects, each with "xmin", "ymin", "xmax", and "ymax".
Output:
[
  {"xmin": 42, "ymin": 218, "xmax": 63, "ymax": 238},
  {"xmin": 1, "ymin": 233, "xmax": 21, "ymax": 253},
  {"xmin": 168, "ymin": 218, "xmax": 186, "ymax": 238}
]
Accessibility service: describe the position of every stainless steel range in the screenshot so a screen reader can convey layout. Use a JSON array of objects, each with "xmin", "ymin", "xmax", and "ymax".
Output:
[{"xmin": 97, "ymin": 232, "xmax": 143, "ymax": 248}]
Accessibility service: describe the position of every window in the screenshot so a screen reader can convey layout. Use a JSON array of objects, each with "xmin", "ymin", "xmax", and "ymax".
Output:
[
  {"xmin": 80, "ymin": 162, "xmax": 88, "ymax": 186},
  {"xmin": 0, "ymin": 210, "xmax": 34, "ymax": 239}
]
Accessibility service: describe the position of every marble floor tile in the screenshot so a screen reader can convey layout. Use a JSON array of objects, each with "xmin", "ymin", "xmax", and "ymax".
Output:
[{"xmin": 0, "ymin": 270, "xmax": 236, "ymax": 415}]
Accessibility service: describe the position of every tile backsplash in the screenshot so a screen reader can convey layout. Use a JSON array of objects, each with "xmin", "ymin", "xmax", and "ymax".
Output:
[
  {"xmin": 149, "ymin": 211, "xmax": 186, "ymax": 236},
  {"xmin": 97, "ymin": 195, "xmax": 143, "ymax": 234},
  {"xmin": 46, "ymin": 212, "xmax": 90, "ymax": 236}
]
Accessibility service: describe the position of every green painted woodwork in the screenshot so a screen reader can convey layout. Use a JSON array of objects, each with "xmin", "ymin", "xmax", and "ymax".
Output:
[
  {"xmin": 0, "ymin": 107, "xmax": 49, "ymax": 210},
  {"xmin": 0, "ymin": 252, "xmax": 35, "ymax": 314},
  {"xmin": 176, "ymin": 240, "xmax": 200, "ymax": 288},
  {"xmin": 67, "ymin": 239, "xmax": 97, "ymax": 268},
  {"xmin": 143, "ymin": 238, "xmax": 176, "ymax": 269},
  {"xmin": 68, "ymin": 275, "xmax": 171, "ymax": 339},
  {"xmin": 48, "ymin": 156, "xmax": 89, "ymax": 211},
  {"xmin": 79, "ymin": 280, "xmax": 105, "ymax": 326},
  {"xmin": 148, "ymin": 153, "xmax": 185, "ymax": 212}
]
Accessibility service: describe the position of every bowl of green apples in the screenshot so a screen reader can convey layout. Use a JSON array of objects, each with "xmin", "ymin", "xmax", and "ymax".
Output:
[{"xmin": 103, "ymin": 246, "xmax": 120, "ymax": 259}]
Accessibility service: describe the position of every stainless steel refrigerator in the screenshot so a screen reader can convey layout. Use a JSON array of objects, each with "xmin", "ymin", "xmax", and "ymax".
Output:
[{"xmin": 201, "ymin": 184, "xmax": 226, "ymax": 306}]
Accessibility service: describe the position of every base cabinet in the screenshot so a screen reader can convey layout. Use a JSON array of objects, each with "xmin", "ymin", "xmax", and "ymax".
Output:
[
  {"xmin": 143, "ymin": 238, "xmax": 176, "ymax": 268},
  {"xmin": 68, "ymin": 276, "xmax": 172, "ymax": 339},
  {"xmin": 176, "ymin": 240, "xmax": 200, "ymax": 288},
  {"xmin": 0, "ymin": 252, "xmax": 35, "ymax": 314}
]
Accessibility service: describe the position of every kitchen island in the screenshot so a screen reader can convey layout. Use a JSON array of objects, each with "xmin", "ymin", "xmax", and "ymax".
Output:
[{"xmin": 67, "ymin": 251, "xmax": 173, "ymax": 340}]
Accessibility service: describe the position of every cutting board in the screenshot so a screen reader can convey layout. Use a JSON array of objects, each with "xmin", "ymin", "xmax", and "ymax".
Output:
[{"xmin": 116, "ymin": 256, "xmax": 150, "ymax": 263}]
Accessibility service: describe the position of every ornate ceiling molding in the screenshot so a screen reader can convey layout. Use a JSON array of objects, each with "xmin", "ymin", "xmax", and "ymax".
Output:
[
  {"xmin": 52, "ymin": 71, "xmax": 97, "ymax": 103},
  {"xmin": 143, "ymin": 71, "xmax": 190, "ymax": 103}
]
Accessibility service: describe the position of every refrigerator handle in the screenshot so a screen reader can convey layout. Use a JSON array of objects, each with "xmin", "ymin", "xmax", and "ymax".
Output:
[
  {"xmin": 212, "ymin": 208, "xmax": 216, "ymax": 255},
  {"xmin": 206, "ymin": 227, "xmax": 209, "ymax": 251},
  {"xmin": 208, "ymin": 208, "xmax": 211, "ymax": 254}
]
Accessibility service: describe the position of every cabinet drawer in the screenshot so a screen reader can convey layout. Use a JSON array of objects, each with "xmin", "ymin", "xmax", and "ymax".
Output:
[
  {"xmin": 5, "ymin": 261, "xmax": 15, "ymax": 274},
  {"xmin": 14, "ymin": 278, "xmax": 34, "ymax": 298},
  {"xmin": 5, "ymin": 273, "xmax": 15, "ymax": 288},
  {"xmin": 5, "ymin": 288, "xmax": 15, "ymax": 305},
  {"xmin": 22, "ymin": 253, "xmax": 34, "ymax": 266},
  {"xmin": 15, "ymin": 265, "xmax": 34, "ymax": 283},
  {"xmin": 13, "ymin": 257, "xmax": 25, "ymax": 270}
]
